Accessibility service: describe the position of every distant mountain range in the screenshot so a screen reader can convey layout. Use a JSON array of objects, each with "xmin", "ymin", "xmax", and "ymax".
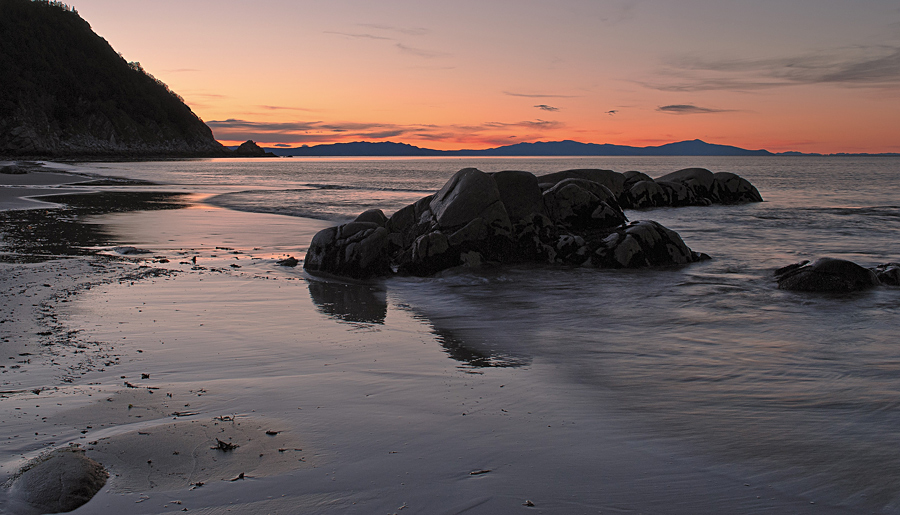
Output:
[
  {"xmin": 263, "ymin": 139, "xmax": 771, "ymax": 157},
  {"xmin": 260, "ymin": 139, "xmax": 899, "ymax": 157}
]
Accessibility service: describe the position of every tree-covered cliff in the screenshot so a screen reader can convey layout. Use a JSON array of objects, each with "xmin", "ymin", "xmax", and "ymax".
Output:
[{"xmin": 0, "ymin": 0, "xmax": 226, "ymax": 157}]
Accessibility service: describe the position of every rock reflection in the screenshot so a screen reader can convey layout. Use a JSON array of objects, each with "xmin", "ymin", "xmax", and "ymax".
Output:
[
  {"xmin": 305, "ymin": 278, "xmax": 530, "ymax": 368},
  {"xmin": 306, "ymin": 278, "xmax": 387, "ymax": 324},
  {"xmin": 430, "ymin": 326, "xmax": 530, "ymax": 369}
]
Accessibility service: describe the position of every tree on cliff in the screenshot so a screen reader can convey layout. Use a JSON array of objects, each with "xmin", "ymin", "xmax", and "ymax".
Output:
[{"xmin": 0, "ymin": 0, "xmax": 226, "ymax": 156}]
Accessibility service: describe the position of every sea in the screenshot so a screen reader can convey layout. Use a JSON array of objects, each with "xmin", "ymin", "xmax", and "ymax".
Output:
[{"xmin": 68, "ymin": 155, "xmax": 900, "ymax": 508}]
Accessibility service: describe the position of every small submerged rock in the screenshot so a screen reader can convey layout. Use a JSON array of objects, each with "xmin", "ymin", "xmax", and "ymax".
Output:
[
  {"xmin": 5, "ymin": 448, "xmax": 107, "ymax": 514},
  {"xmin": 873, "ymin": 263, "xmax": 900, "ymax": 286},
  {"xmin": 775, "ymin": 258, "xmax": 884, "ymax": 292},
  {"xmin": 303, "ymin": 167, "xmax": 750, "ymax": 279},
  {"xmin": 276, "ymin": 256, "xmax": 299, "ymax": 267},
  {"xmin": 111, "ymin": 246, "xmax": 151, "ymax": 256}
]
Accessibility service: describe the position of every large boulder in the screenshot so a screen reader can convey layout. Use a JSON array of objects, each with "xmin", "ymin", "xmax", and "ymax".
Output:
[
  {"xmin": 542, "ymin": 179, "xmax": 626, "ymax": 229},
  {"xmin": 491, "ymin": 170, "xmax": 545, "ymax": 222},
  {"xmin": 775, "ymin": 258, "xmax": 881, "ymax": 292},
  {"xmin": 536, "ymin": 169, "xmax": 627, "ymax": 202},
  {"xmin": 712, "ymin": 172, "xmax": 764, "ymax": 203},
  {"xmin": 304, "ymin": 222, "xmax": 392, "ymax": 279},
  {"xmin": 623, "ymin": 170, "xmax": 654, "ymax": 190},
  {"xmin": 354, "ymin": 208, "xmax": 388, "ymax": 226},
  {"xmin": 656, "ymin": 168, "xmax": 716, "ymax": 201},
  {"xmin": 629, "ymin": 180, "xmax": 669, "ymax": 208},
  {"xmin": 6, "ymin": 448, "xmax": 107, "ymax": 514},
  {"xmin": 591, "ymin": 221, "xmax": 708, "ymax": 268},
  {"xmin": 656, "ymin": 180, "xmax": 699, "ymax": 207},
  {"xmin": 429, "ymin": 168, "xmax": 511, "ymax": 233}
]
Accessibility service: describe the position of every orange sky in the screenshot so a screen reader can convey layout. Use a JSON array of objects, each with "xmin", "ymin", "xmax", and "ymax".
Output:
[{"xmin": 70, "ymin": 0, "xmax": 900, "ymax": 153}]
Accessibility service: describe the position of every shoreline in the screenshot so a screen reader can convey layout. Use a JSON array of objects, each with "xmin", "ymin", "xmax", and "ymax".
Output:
[{"xmin": 0, "ymin": 164, "xmax": 873, "ymax": 513}]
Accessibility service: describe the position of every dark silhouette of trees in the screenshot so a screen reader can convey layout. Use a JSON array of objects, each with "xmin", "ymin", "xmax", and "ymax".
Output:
[{"xmin": 0, "ymin": 0, "xmax": 225, "ymax": 156}]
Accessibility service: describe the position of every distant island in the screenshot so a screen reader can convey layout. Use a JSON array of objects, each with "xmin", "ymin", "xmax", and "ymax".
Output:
[
  {"xmin": 259, "ymin": 140, "xmax": 900, "ymax": 158},
  {"xmin": 263, "ymin": 139, "xmax": 771, "ymax": 157}
]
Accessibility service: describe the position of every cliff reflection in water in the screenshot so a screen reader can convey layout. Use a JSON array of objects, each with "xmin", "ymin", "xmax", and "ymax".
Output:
[{"xmin": 305, "ymin": 277, "xmax": 529, "ymax": 368}]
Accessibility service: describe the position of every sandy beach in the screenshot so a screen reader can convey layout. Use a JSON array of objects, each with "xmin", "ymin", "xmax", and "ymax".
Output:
[{"xmin": 0, "ymin": 164, "xmax": 870, "ymax": 514}]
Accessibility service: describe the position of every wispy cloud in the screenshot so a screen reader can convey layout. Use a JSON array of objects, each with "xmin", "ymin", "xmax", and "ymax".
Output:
[
  {"xmin": 482, "ymin": 119, "xmax": 564, "ymax": 130},
  {"xmin": 534, "ymin": 104, "xmax": 560, "ymax": 112},
  {"xmin": 657, "ymin": 104, "xmax": 732, "ymax": 114},
  {"xmin": 396, "ymin": 43, "xmax": 448, "ymax": 59},
  {"xmin": 190, "ymin": 93, "xmax": 228, "ymax": 99},
  {"xmin": 359, "ymin": 23, "xmax": 430, "ymax": 37},
  {"xmin": 256, "ymin": 105, "xmax": 319, "ymax": 112},
  {"xmin": 644, "ymin": 45, "xmax": 900, "ymax": 92},
  {"xmin": 504, "ymin": 91, "xmax": 579, "ymax": 98},
  {"xmin": 606, "ymin": 110, "xmax": 618, "ymax": 115},
  {"xmin": 324, "ymin": 31, "xmax": 392, "ymax": 40}
]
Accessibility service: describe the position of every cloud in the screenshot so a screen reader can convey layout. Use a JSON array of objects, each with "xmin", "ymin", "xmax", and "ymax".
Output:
[
  {"xmin": 190, "ymin": 93, "xmax": 228, "ymax": 99},
  {"xmin": 396, "ymin": 43, "xmax": 448, "ymax": 59},
  {"xmin": 359, "ymin": 23, "xmax": 430, "ymax": 36},
  {"xmin": 606, "ymin": 110, "xmax": 618, "ymax": 115},
  {"xmin": 657, "ymin": 104, "xmax": 732, "ymax": 114},
  {"xmin": 207, "ymin": 118, "xmax": 565, "ymax": 146},
  {"xmin": 481, "ymin": 119, "xmax": 565, "ymax": 130},
  {"xmin": 256, "ymin": 105, "xmax": 319, "ymax": 112},
  {"xmin": 504, "ymin": 91, "xmax": 578, "ymax": 98},
  {"xmin": 644, "ymin": 45, "xmax": 900, "ymax": 92},
  {"xmin": 324, "ymin": 31, "xmax": 392, "ymax": 40},
  {"xmin": 534, "ymin": 104, "xmax": 560, "ymax": 112}
]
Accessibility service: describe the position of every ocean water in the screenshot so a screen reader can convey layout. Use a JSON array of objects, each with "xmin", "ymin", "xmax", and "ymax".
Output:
[{"xmin": 75, "ymin": 156, "xmax": 900, "ymax": 507}]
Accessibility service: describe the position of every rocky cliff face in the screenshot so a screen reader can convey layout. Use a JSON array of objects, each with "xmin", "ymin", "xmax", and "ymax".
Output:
[{"xmin": 0, "ymin": 0, "xmax": 227, "ymax": 157}]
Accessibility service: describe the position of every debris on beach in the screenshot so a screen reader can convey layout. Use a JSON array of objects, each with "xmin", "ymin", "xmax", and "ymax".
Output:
[{"xmin": 212, "ymin": 438, "xmax": 239, "ymax": 451}]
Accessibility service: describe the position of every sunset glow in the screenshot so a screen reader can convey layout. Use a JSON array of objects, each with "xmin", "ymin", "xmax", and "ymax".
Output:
[{"xmin": 69, "ymin": 0, "xmax": 900, "ymax": 153}]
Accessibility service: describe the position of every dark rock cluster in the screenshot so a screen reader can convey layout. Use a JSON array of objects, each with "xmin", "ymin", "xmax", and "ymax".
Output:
[
  {"xmin": 305, "ymin": 167, "xmax": 763, "ymax": 279},
  {"xmin": 776, "ymin": 258, "xmax": 900, "ymax": 292}
]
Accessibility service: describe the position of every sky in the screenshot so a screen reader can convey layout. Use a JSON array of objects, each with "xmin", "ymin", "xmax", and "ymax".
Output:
[{"xmin": 69, "ymin": 0, "xmax": 900, "ymax": 153}]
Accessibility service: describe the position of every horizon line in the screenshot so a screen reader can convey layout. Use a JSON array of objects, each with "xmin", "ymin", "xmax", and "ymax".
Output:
[{"xmin": 215, "ymin": 138, "xmax": 900, "ymax": 156}]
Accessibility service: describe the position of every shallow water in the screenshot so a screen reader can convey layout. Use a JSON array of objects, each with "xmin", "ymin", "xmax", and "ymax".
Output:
[{"xmin": 68, "ymin": 155, "xmax": 900, "ymax": 508}]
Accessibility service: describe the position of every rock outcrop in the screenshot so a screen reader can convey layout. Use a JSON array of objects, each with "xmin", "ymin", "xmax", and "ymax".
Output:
[
  {"xmin": 304, "ymin": 167, "xmax": 734, "ymax": 279},
  {"xmin": 533, "ymin": 166, "xmax": 762, "ymax": 210},
  {"xmin": 233, "ymin": 140, "xmax": 277, "ymax": 157},
  {"xmin": 0, "ymin": 0, "xmax": 226, "ymax": 158},
  {"xmin": 775, "ymin": 258, "xmax": 889, "ymax": 292}
]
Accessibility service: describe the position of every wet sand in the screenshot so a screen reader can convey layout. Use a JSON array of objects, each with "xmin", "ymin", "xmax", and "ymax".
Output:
[{"xmin": 0, "ymin": 167, "xmax": 864, "ymax": 514}]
